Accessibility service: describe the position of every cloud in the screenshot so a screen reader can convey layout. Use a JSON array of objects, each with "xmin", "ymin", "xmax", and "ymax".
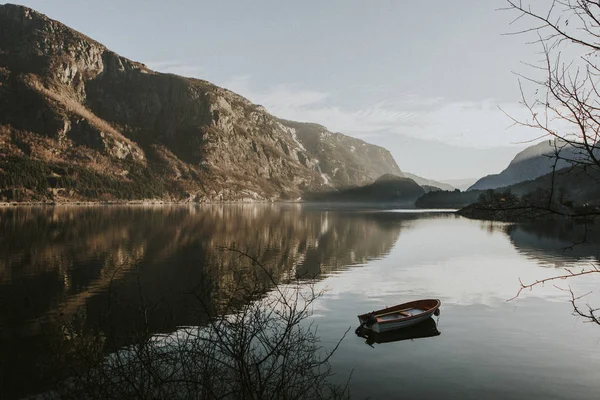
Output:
[
  {"xmin": 223, "ymin": 76, "xmax": 421, "ymax": 133},
  {"xmin": 222, "ymin": 76, "xmax": 549, "ymax": 148},
  {"xmin": 389, "ymin": 99, "xmax": 546, "ymax": 148},
  {"xmin": 225, "ymin": 76, "xmax": 329, "ymax": 108}
]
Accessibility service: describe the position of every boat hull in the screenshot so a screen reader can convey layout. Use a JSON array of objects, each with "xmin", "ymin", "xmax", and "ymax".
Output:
[
  {"xmin": 357, "ymin": 299, "xmax": 441, "ymax": 333},
  {"xmin": 358, "ymin": 310, "xmax": 434, "ymax": 332}
]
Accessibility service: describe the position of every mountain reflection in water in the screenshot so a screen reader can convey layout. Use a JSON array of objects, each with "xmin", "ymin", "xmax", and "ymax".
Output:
[
  {"xmin": 0, "ymin": 204, "xmax": 414, "ymax": 398},
  {"xmin": 505, "ymin": 220, "xmax": 600, "ymax": 266}
]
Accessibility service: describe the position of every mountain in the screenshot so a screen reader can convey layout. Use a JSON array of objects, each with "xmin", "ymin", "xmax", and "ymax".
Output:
[
  {"xmin": 454, "ymin": 165, "xmax": 600, "ymax": 220},
  {"xmin": 401, "ymin": 172, "xmax": 454, "ymax": 191},
  {"xmin": 415, "ymin": 140, "xmax": 600, "ymax": 213},
  {"xmin": 0, "ymin": 5, "xmax": 402, "ymax": 203},
  {"xmin": 417, "ymin": 159, "xmax": 600, "ymax": 212},
  {"xmin": 468, "ymin": 140, "xmax": 582, "ymax": 191},
  {"xmin": 305, "ymin": 174, "xmax": 425, "ymax": 205}
]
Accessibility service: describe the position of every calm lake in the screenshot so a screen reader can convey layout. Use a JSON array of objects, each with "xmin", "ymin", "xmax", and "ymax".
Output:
[{"xmin": 1, "ymin": 205, "xmax": 600, "ymax": 399}]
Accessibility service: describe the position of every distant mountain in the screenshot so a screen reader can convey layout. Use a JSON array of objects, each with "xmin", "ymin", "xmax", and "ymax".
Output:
[
  {"xmin": 468, "ymin": 140, "xmax": 582, "ymax": 191},
  {"xmin": 0, "ymin": 5, "xmax": 401, "ymax": 203},
  {"xmin": 458, "ymin": 165, "xmax": 600, "ymax": 221},
  {"xmin": 305, "ymin": 174, "xmax": 425, "ymax": 205},
  {"xmin": 417, "ymin": 147, "xmax": 600, "ymax": 214},
  {"xmin": 401, "ymin": 172, "xmax": 455, "ymax": 191},
  {"xmin": 440, "ymin": 178, "xmax": 477, "ymax": 191}
]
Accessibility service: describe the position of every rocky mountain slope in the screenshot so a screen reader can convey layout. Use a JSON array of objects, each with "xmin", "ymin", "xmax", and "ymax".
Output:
[
  {"xmin": 277, "ymin": 119, "xmax": 402, "ymax": 188},
  {"xmin": 0, "ymin": 4, "xmax": 402, "ymax": 202},
  {"xmin": 468, "ymin": 140, "xmax": 581, "ymax": 191}
]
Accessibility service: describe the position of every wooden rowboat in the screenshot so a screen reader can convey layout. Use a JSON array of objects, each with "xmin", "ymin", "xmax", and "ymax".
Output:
[{"xmin": 357, "ymin": 299, "xmax": 441, "ymax": 333}]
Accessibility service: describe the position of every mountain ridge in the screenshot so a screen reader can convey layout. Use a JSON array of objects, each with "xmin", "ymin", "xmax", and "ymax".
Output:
[
  {"xmin": 0, "ymin": 4, "xmax": 402, "ymax": 202},
  {"xmin": 401, "ymin": 172, "xmax": 454, "ymax": 191},
  {"xmin": 467, "ymin": 140, "xmax": 581, "ymax": 191}
]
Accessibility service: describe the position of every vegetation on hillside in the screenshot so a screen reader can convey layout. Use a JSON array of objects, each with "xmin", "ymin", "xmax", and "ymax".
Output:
[
  {"xmin": 415, "ymin": 189, "xmax": 480, "ymax": 209},
  {"xmin": 0, "ymin": 156, "xmax": 181, "ymax": 202},
  {"xmin": 305, "ymin": 174, "xmax": 424, "ymax": 204}
]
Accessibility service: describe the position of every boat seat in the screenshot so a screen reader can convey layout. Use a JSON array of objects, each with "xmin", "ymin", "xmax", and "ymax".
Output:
[{"xmin": 374, "ymin": 307, "xmax": 426, "ymax": 320}]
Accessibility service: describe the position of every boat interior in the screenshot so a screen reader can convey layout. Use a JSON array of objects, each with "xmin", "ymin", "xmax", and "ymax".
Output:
[{"xmin": 376, "ymin": 307, "xmax": 424, "ymax": 321}]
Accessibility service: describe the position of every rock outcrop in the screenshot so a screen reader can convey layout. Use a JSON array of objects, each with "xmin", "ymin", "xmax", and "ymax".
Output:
[{"xmin": 0, "ymin": 4, "xmax": 402, "ymax": 202}]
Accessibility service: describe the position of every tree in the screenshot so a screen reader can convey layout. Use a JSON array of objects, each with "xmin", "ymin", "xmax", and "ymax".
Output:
[
  {"xmin": 502, "ymin": 0, "xmax": 600, "ymax": 325},
  {"xmin": 503, "ymin": 0, "xmax": 600, "ymax": 174}
]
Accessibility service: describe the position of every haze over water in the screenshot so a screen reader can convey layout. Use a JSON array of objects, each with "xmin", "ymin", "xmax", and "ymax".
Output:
[{"xmin": 1, "ymin": 205, "xmax": 600, "ymax": 399}]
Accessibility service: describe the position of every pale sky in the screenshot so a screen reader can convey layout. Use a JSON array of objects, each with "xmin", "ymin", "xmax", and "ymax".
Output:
[{"xmin": 14, "ymin": 0, "xmax": 548, "ymax": 180}]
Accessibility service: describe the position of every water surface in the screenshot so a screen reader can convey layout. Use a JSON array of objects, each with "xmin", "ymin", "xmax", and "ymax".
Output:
[{"xmin": 1, "ymin": 205, "xmax": 599, "ymax": 399}]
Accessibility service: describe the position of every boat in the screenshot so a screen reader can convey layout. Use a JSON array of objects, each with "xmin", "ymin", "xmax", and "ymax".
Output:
[
  {"xmin": 356, "ymin": 299, "xmax": 441, "ymax": 333},
  {"xmin": 355, "ymin": 317, "xmax": 440, "ymax": 346}
]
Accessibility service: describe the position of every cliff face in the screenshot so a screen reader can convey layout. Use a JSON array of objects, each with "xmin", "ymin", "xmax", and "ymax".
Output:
[
  {"xmin": 0, "ymin": 4, "xmax": 402, "ymax": 202},
  {"xmin": 277, "ymin": 120, "xmax": 402, "ymax": 187}
]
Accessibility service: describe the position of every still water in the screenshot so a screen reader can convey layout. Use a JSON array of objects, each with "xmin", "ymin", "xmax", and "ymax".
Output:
[{"xmin": 1, "ymin": 205, "xmax": 599, "ymax": 399}]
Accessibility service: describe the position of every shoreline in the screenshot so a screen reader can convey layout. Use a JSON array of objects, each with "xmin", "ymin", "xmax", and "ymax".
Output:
[
  {"xmin": 0, "ymin": 200, "xmax": 461, "ymax": 211},
  {"xmin": 0, "ymin": 199, "xmax": 295, "ymax": 207}
]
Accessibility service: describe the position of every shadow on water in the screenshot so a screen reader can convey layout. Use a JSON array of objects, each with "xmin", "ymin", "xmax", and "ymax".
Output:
[
  {"xmin": 354, "ymin": 317, "xmax": 441, "ymax": 347},
  {"xmin": 0, "ymin": 204, "xmax": 418, "ymax": 398}
]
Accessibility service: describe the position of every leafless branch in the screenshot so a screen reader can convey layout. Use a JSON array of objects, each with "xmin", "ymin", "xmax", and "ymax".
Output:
[
  {"xmin": 507, "ymin": 264, "xmax": 600, "ymax": 301},
  {"xmin": 46, "ymin": 249, "xmax": 351, "ymax": 400}
]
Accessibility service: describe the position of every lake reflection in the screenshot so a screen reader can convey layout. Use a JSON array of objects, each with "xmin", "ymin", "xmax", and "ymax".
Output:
[
  {"xmin": 0, "ymin": 204, "xmax": 412, "ymax": 398},
  {"xmin": 1, "ymin": 205, "xmax": 600, "ymax": 399}
]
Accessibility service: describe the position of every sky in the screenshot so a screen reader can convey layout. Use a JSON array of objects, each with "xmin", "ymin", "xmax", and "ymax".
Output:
[{"xmin": 15, "ymin": 0, "xmax": 549, "ymax": 181}]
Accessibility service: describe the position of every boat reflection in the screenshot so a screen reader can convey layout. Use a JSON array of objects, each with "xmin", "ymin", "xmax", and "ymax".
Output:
[{"xmin": 355, "ymin": 317, "xmax": 441, "ymax": 347}]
